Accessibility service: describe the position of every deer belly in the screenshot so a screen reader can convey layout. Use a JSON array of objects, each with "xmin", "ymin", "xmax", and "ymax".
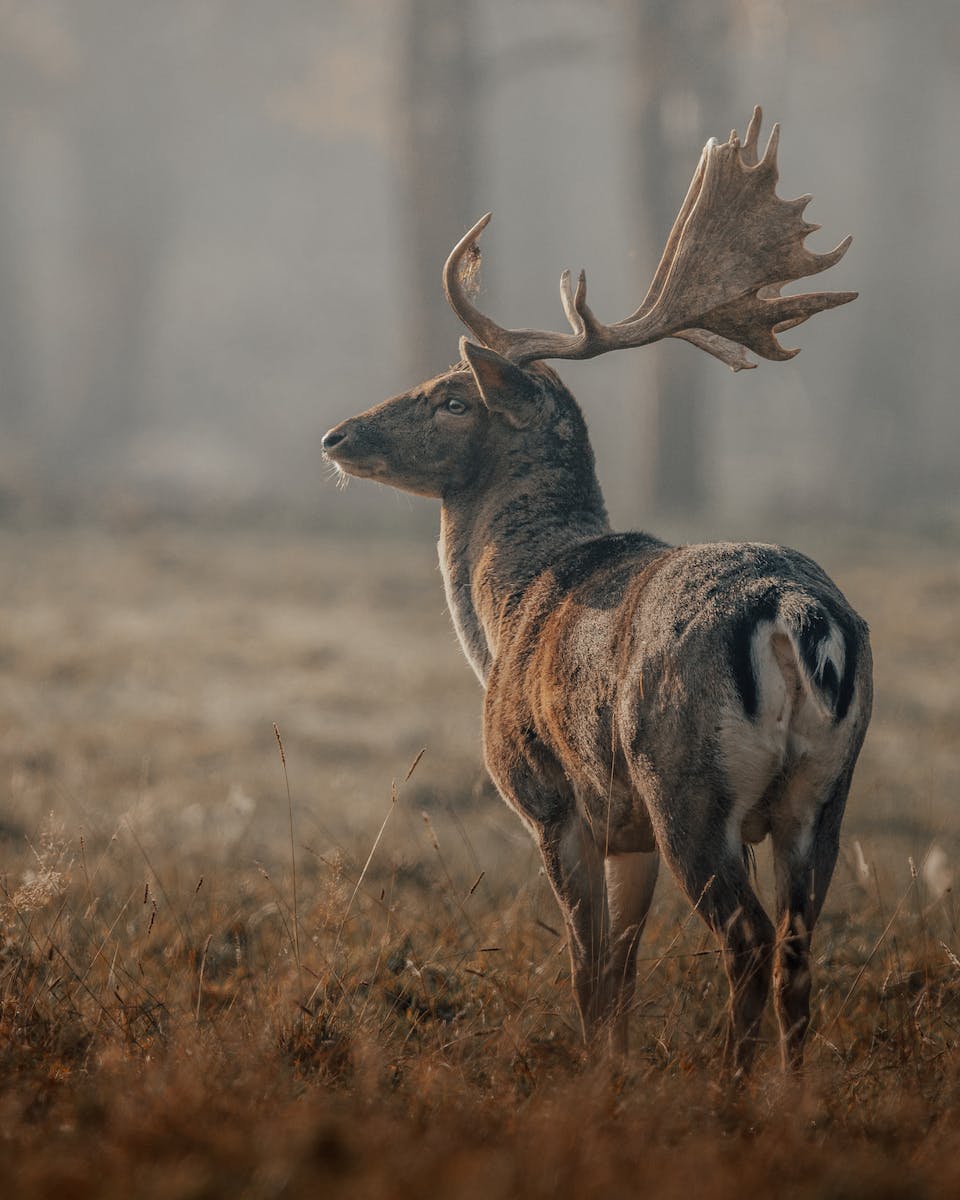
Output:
[{"xmin": 578, "ymin": 777, "xmax": 658, "ymax": 855}]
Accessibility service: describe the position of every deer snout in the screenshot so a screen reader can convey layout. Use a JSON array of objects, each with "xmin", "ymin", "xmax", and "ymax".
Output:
[
  {"xmin": 323, "ymin": 416, "xmax": 386, "ymax": 464},
  {"xmin": 321, "ymin": 417, "xmax": 387, "ymax": 481},
  {"xmin": 321, "ymin": 426, "xmax": 349, "ymax": 453}
]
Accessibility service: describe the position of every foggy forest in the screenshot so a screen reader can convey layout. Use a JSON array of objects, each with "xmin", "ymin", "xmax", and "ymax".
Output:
[
  {"xmin": 2, "ymin": 0, "xmax": 958, "ymax": 527},
  {"xmin": 2, "ymin": 3, "xmax": 960, "ymax": 1198}
]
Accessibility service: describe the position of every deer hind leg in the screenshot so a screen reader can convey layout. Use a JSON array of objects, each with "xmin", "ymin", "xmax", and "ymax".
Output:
[
  {"xmin": 707, "ymin": 864, "xmax": 774, "ymax": 1075},
  {"xmin": 661, "ymin": 835, "xmax": 774, "ymax": 1075},
  {"xmin": 771, "ymin": 766, "xmax": 851, "ymax": 1070},
  {"xmin": 540, "ymin": 816, "xmax": 611, "ymax": 1045},
  {"xmin": 603, "ymin": 851, "xmax": 660, "ymax": 1054}
]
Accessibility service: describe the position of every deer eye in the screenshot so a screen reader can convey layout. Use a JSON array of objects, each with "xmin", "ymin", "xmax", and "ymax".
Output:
[{"xmin": 444, "ymin": 398, "xmax": 468, "ymax": 415}]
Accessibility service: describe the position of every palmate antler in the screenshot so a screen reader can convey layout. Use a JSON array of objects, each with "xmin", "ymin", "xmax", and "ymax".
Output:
[{"xmin": 443, "ymin": 107, "xmax": 856, "ymax": 371}]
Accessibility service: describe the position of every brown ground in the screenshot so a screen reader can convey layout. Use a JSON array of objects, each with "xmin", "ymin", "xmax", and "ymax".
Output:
[{"xmin": 1, "ymin": 521, "xmax": 959, "ymax": 1198}]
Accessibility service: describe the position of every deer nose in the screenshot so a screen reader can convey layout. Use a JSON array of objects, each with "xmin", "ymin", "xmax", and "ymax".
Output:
[{"xmin": 322, "ymin": 428, "xmax": 348, "ymax": 452}]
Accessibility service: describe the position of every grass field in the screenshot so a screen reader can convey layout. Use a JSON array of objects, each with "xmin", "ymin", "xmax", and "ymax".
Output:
[{"xmin": 2, "ymin": 520, "xmax": 959, "ymax": 1198}]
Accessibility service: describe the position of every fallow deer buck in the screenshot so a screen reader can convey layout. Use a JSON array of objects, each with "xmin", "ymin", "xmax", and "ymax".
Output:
[{"xmin": 322, "ymin": 109, "xmax": 872, "ymax": 1074}]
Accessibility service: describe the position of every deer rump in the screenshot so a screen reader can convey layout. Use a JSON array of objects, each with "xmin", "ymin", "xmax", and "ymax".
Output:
[{"xmin": 485, "ymin": 533, "xmax": 866, "ymax": 860}]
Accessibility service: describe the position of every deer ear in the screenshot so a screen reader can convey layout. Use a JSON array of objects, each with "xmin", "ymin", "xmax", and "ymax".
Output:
[{"xmin": 460, "ymin": 339, "xmax": 538, "ymax": 427}]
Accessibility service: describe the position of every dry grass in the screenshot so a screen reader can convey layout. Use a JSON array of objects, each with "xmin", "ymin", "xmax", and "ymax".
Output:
[{"xmin": 1, "ymin": 522, "xmax": 959, "ymax": 1198}]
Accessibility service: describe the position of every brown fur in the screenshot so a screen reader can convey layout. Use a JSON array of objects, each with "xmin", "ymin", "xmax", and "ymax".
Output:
[{"xmin": 323, "ymin": 349, "xmax": 872, "ymax": 1075}]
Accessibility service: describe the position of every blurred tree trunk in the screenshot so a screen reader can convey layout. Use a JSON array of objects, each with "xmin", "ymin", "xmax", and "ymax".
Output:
[
  {"xmin": 0, "ymin": 147, "xmax": 31, "ymax": 439},
  {"xmin": 69, "ymin": 171, "xmax": 171, "ymax": 462},
  {"xmin": 54, "ymin": 2, "xmax": 179, "ymax": 485},
  {"xmin": 849, "ymin": 0, "xmax": 937, "ymax": 511},
  {"xmin": 0, "ymin": 96, "xmax": 41, "ymax": 444},
  {"xmin": 625, "ymin": 1, "xmax": 732, "ymax": 514},
  {"xmin": 397, "ymin": 0, "xmax": 478, "ymax": 382}
]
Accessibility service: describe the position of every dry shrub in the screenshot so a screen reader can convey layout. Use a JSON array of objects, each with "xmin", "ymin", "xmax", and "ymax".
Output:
[{"xmin": 2, "ymin": 805, "xmax": 960, "ymax": 1199}]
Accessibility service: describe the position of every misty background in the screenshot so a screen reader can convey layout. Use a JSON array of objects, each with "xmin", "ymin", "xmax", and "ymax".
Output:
[{"xmin": 1, "ymin": 0, "xmax": 957, "ymax": 533}]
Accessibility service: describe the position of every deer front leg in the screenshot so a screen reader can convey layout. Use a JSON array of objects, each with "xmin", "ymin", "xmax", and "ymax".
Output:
[
  {"xmin": 540, "ymin": 816, "xmax": 611, "ymax": 1045},
  {"xmin": 604, "ymin": 851, "xmax": 660, "ymax": 1054}
]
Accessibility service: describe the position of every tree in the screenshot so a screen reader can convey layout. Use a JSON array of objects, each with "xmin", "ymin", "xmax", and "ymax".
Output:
[
  {"xmin": 396, "ymin": 0, "xmax": 479, "ymax": 382},
  {"xmin": 625, "ymin": 1, "xmax": 733, "ymax": 513}
]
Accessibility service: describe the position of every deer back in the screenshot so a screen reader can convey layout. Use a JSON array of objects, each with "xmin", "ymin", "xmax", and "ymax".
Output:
[{"xmin": 483, "ymin": 532, "xmax": 871, "ymax": 855}]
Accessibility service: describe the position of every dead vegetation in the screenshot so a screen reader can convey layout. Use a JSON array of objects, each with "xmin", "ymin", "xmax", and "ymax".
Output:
[{"xmin": 1, "ymin": 522, "xmax": 959, "ymax": 1198}]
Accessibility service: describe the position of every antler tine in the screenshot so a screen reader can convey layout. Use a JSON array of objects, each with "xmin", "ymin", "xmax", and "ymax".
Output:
[
  {"xmin": 444, "ymin": 215, "xmax": 594, "ymax": 362},
  {"xmin": 571, "ymin": 270, "xmax": 606, "ymax": 340},
  {"xmin": 674, "ymin": 329, "xmax": 757, "ymax": 372},
  {"xmin": 758, "ymin": 120, "xmax": 780, "ymax": 176},
  {"xmin": 559, "ymin": 270, "xmax": 582, "ymax": 334},
  {"xmin": 441, "ymin": 108, "xmax": 856, "ymax": 370},
  {"xmin": 442, "ymin": 213, "xmax": 517, "ymax": 357},
  {"xmin": 709, "ymin": 284, "xmax": 859, "ymax": 363},
  {"xmin": 810, "ymin": 233, "xmax": 853, "ymax": 275},
  {"xmin": 741, "ymin": 105, "xmax": 763, "ymax": 166},
  {"xmin": 789, "ymin": 195, "xmax": 820, "ymax": 236}
]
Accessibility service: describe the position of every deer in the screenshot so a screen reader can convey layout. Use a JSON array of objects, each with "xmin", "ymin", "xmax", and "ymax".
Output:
[{"xmin": 321, "ymin": 109, "xmax": 872, "ymax": 1075}]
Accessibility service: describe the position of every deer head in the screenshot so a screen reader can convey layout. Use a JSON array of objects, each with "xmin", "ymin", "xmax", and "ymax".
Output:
[
  {"xmin": 322, "ymin": 339, "xmax": 601, "ymax": 502},
  {"xmin": 323, "ymin": 108, "xmax": 855, "ymax": 495}
]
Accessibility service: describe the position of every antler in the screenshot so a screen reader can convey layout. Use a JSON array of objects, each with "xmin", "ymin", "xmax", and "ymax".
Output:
[{"xmin": 443, "ymin": 107, "xmax": 856, "ymax": 371}]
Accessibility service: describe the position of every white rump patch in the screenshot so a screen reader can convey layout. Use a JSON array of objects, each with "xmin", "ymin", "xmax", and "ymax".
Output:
[
  {"xmin": 720, "ymin": 616, "xmax": 853, "ymax": 854},
  {"xmin": 720, "ymin": 621, "xmax": 791, "ymax": 825}
]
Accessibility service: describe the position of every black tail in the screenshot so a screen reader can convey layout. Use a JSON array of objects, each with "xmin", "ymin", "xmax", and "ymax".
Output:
[
  {"xmin": 794, "ymin": 602, "xmax": 859, "ymax": 722},
  {"xmin": 730, "ymin": 591, "xmax": 860, "ymax": 725}
]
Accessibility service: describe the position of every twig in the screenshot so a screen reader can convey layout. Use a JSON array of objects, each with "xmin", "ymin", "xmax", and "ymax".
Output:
[
  {"xmin": 274, "ymin": 723, "xmax": 302, "ymax": 997},
  {"xmin": 196, "ymin": 933, "xmax": 213, "ymax": 1025}
]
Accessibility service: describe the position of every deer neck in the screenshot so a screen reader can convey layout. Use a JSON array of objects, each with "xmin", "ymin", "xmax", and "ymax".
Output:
[{"xmin": 438, "ymin": 456, "xmax": 609, "ymax": 685}]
